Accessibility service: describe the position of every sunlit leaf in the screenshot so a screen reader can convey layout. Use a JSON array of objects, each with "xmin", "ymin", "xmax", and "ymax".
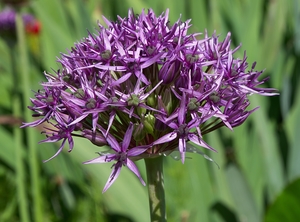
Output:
[{"xmin": 264, "ymin": 178, "xmax": 300, "ymax": 222}]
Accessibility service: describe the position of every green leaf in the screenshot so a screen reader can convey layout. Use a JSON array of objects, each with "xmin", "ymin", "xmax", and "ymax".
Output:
[
  {"xmin": 0, "ymin": 126, "xmax": 25, "ymax": 168},
  {"xmin": 0, "ymin": 195, "xmax": 17, "ymax": 221},
  {"xmin": 232, "ymin": 123, "xmax": 265, "ymax": 213},
  {"xmin": 250, "ymin": 96, "xmax": 285, "ymax": 200},
  {"xmin": 164, "ymin": 150, "xmax": 215, "ymax": 221},
  {"xmin": 0, "ymin": 73, "xmax": 12, "ymax": 109},
  {"xmin": 64, "ymin": 0, "xmax": 95, "ymax": 36},
  {"xmin": 286, "ymin": 77, "xmax": 300, "ymax": 181},
  {"xmin": 211, "ymin": 202, "xmax": 238, "ymax": 222},
  {"xmin": 264, "ymin": 178, "xmax": 300, "ymax": 222},
  {"xmin": 31, "ymin": 0, "xmax": 76, "ymax": 68},
  {"xmin": 293, "ymin": 0, "xmax": 300, "ymax": 53},
  {"xmin": 226, "ymin": 164, "xmax": 260, "ymax": 222},
  {"xmin": 59, "ymin": 181, "xmax": 76, "ymax": 210},
  {"xmin": 205, "ymin": 131, "xmax": 236, "ymax": 210}
]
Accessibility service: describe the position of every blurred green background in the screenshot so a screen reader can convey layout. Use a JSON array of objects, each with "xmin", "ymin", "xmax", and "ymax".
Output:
[{"xmin": 0, "ymin": 0, "xmax": 299, "ymax": 221}]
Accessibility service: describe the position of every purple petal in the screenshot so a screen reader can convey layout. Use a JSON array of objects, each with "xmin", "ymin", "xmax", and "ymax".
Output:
[
  {"xmin": 92, "ymin": 112, "xmax": 99, "ymax": 132},
  {"xmin": 187, "ymin": 118, "xmax": 200, "ymax": 129},
  {"xmin": 101, "ymin": 29, "xmax": 111, "ymax": 51},
  {"xmin": 188, "ymin": 134, "xmax": 217, "ymax": 152},
  {"xmin": 134, "ymin": 69, "xmax": 150, "ymax": 85},
  {"xmin": 43, "ymin": 139, "xmax": 67, "ymax": 163},
  {"xmin": 140, "ymin": 80, "xmax": 163, "ymax": 100},
  {"xmin": 239, "ymin": 85, "xmax": 279, "ymax": 96},
  {"xmin": 126, "ymin": 159, "xmax": 146, "ymax": 186},
  {"xmin": 21, "ymin": 114, "xmax": 49, "ymax": 128},
  {"xmin": 128, "ymin": 145, "xmax": 149, "ymax": 156},
  {"xmin": 178, "ymin": 93, "xmax": 186, "ymax": 125},
  {"xmin": 102, "ymin": 163, "xmax": 122, "ymax": 193},
  {"xmin": 178, "ymin": 137, "xmax": 186, "ymax": 163},
  {"xmin": 122, "ymin": 123, "xmax": 134, "ymax": 151},
  {"xmin": 82, "ymin": 154, "xmax": 116, "ymax": 164},
  {"xmin": 105, "ymin": 110, "xmax": 117, "ymax": 136},
  {"xmin": 68, "ymin": 114, "xmax": 89, "ymax": 126},
  {"xmin": 141, "ymin": 52, "xmax": 165, "ymax": 69},
  {"xmin": 98, "ymin": 126, "xmax": 121, "ymax": 152},
  {"xmin": 76, "ymin": 64, "xmax": 126, "ymax": 72},
  {"xmin": 153, "ymin": 132, "xmax": 177, "ymax": 145},
  {"xmin": 111, "ymin": 72, "xmax": 133, "ymax": 87}
]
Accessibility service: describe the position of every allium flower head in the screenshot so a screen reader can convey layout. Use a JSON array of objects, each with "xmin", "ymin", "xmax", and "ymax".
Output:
[{"xmin": 23, "ymin": 8, "xmax": 278, "ymax": 192}]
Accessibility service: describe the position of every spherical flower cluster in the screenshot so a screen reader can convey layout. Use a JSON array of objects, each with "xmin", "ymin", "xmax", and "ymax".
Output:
[{"xmin": 23, "ymin": 9, "xmax": 277, "ymax": 192}]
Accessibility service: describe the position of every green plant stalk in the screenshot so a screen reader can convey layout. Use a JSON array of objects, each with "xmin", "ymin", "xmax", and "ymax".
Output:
[
  {"xmin": 144, "ymin": 156, "xmax": 166, "ymax": 222},
  {"xmin": 10, "ymin": 36, "xmax": 30, "ymax": 222},
  {"xmin": 16, "ymin": 13, "xmax": 43, "ymax": 222},
  {"xmin": 12, "ymin": 91, "xmax": 30, "ymax": 222}
]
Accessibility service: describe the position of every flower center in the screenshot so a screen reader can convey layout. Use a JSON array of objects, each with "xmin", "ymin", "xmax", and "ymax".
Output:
[
  {"xmin": 85, "ymin": 98, "xmax": 97, "ymax": 109},
  {"xmin": 209, "ymin": 92, "xmax": 220, "ymax": 103},
  {"xmin": 100, "ymin": 50, "xmax": 112, "ymax": 60},
  {"xmin": 186, "ymin": 54, "xmax": 199, "ymax": 63},
  {"xmin": 188, "ymin": 98, "xmax": 200, "ymax": 111},
  {"xmin": 117, "ymin": 152, "xmax": 127, "ymax": 162},
  {"xmin": 127, "ymin": 94, "xmax": 140, "ymax": 106},
  {"xmin": 178, "ymin": 124, "xmax": 189, "ymax": 137}
]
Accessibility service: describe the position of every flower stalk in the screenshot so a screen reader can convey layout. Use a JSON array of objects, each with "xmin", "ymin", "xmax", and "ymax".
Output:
[
  {"xmin": 145, "ymin": 156, "xmax": 166, "ymax": 222},
  {"xmin": 13, "ymin": 13, "xmax": 30, "ymax": 222},
  {"xmin": 16, "ymin": 11, "xmax": 43, "ymax": 222}
]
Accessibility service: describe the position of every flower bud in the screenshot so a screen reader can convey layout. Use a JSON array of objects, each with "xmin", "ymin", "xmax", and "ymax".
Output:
[
  {"xmin": 158, "ymin": 61, "xmax": 181, "ymax": 84},
  {"xmin": 137, "ymin": 106, "xmax": 147, "ymax": 116},
  {"xmin": 146, "ymin": 92, "xmax": 156, "ymax": 107},
  {"xmin": 133, "ymin": 122, "xmax": 146, "ymax": 141},
  {"xmin": 175, "ymin": 73, "xmax": 188, "ymax": 88},
  {"xmin": 154, "ymin": 118, "xmax": 168, "ymax": 131},
  {"xmin": 143, "ymin": 114, "xmax": 155, "ymax": 135},
  {"xmin": 161, "ymin": 88, "xmax": 173, "ymax": 114},
  {"xmin": 82, "ymin": 130, "xmax": 107, "ymax": 146}
]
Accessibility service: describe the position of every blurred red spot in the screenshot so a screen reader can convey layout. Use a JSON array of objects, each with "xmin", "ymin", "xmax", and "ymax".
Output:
[{"xmin": 25, "ymin": 20, "xmax": 41, "ymax": 35}]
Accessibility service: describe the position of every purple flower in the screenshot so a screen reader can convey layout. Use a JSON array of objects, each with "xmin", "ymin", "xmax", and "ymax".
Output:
[
  {"xmin": 154, "ymin": 93, "xmax": 216, "ymax": 163},
  {"xmin": 0, "ymin": 7, "xmax": 40, "ymax": 42},
  {"xmin": 83, "ymin": 123, "xmax": 149, "ymax": 192},
  {"xmin": 39, "ymin": 116, "xmax": 76, "ymax": 163},
  {"xmin": 22, "ymin": 8, "xmax": 278, "ymax": 191}
]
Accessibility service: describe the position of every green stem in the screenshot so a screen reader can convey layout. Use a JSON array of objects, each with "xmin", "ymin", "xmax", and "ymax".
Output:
[
  {"xmin": 144, "ymin": 156, "xmax": 167, "ymax": 222},
  {"xmin": 16, "ymin": 13, "xmax": 43, "ymax": 222},
  {"xmin": 12, "ymin": 92, "xmax": 30, "ymax": 222},
  {"xmin": 11, "ymin": 17, "xmax": 30, "ymax": 222}
]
